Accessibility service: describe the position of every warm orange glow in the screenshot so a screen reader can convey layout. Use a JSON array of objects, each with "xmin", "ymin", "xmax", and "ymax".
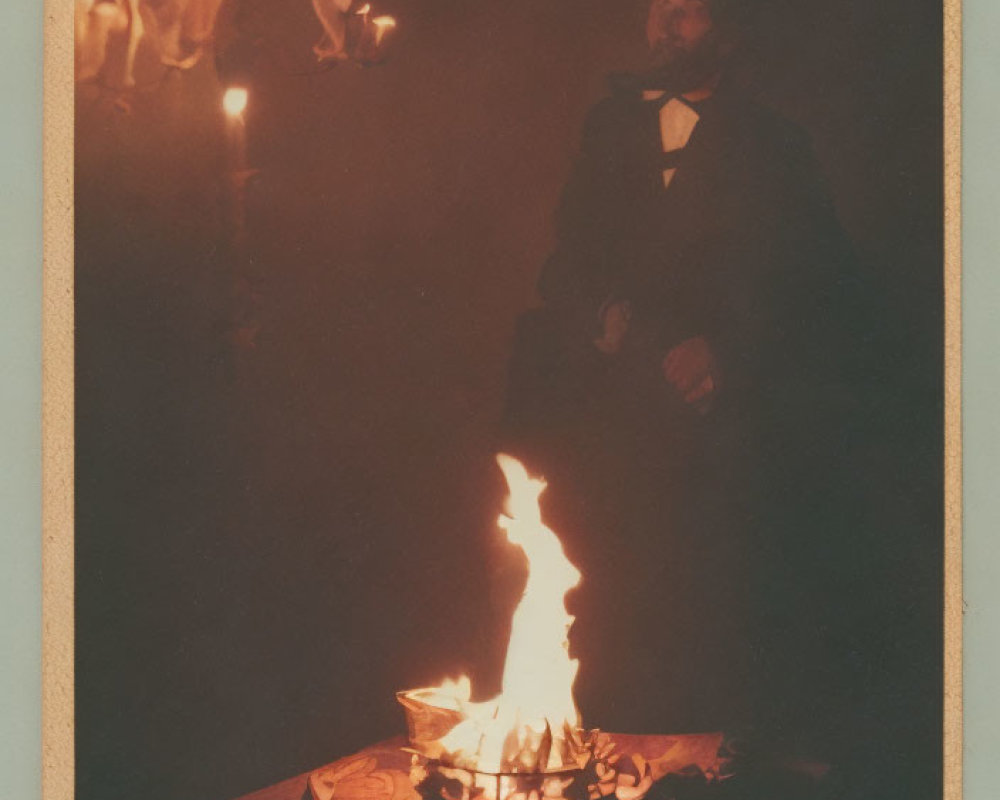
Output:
[
  {"xmin": 222, "ymin": 87, "xmax": 249, "ymax": 118},
  {"xmin": 356, "ymin": 3, "xmax": 372, "ymax": 14},
  {"xmin": 400, "ymin": 455, "xmax": 584, "ymax": 775},
  {"xmin": 372, "ymin": 15, "xmax": 397, "ymax": 46}
]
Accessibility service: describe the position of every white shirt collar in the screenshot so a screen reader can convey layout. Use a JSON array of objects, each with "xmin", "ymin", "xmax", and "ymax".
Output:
[{"xmin": 640, "ymin": 95, "xmax": 702, "ymax": 189}]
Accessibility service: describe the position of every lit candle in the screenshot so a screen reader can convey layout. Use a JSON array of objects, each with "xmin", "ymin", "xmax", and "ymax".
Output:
[
  {"xmin": 222, "ymin": 86, "xmax": 248, "ymax": 118},
  {"xmin": 219, "ymin": 82, "xmax": 259, "ymax": 353},
  {"xmin": 222, "ymin": 86, "xmax": 250, "ymax": 242},
  {"xmin": 223, "ymin": 86, "xmax": 248, "ymax": 172}
]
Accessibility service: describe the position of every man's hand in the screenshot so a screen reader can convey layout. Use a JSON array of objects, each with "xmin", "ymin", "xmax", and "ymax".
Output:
[
  {"xmin": 663, "ymin": 336, "xmax": 720, "ymax": 413},
  {"xmin": 593, "ymin": 298, "xmax": 632, "ymax": 354}
]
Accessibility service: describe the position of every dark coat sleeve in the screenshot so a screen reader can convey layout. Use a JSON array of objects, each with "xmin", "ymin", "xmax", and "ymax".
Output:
[
  {"xmin": 500, "ymin": 100, "xmax": 634, "ymax": 455},
  {"xmin": 537, "ymin": 98, "xmax": 633, "ymax": 335}
]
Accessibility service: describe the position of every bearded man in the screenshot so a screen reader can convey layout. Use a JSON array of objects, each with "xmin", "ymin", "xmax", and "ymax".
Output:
[{"xmin": 501, "ymin": 0, "xmax": 868, "ymax": 742}]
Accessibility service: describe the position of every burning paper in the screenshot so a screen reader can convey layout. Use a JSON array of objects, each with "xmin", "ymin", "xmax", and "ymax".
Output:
[
  {"xmin": 313, "ymin": 0, "xmax": 397, "ymax": 65},
  {"xmin": 147, "ymin": 0, "xmax": 226, "ymax": 70},
  {"xmin": 75, "ymin": 0, "xmax": 227, "ymax": 86},
  {"xmin": 75, "ymin": 0, "xmax": 144, "ymax": 87},
  {"xmin": 399, "ymin": 455, "xmax": 586, "ymax": 775},
  {"xmin": 312, "ymin": 0, "xmax": 354, "ymax": 61}
]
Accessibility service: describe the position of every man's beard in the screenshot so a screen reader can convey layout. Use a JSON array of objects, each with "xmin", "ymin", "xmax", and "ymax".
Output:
[{"xmin": 644, "ymin": 39, "xmax": 726, "ymax": 93}]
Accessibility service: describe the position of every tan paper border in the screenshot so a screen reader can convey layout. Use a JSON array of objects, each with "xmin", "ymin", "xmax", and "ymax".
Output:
[
  {"xmin": 41, "ymin": 2, "xmax": 963, "ymax": 798},
  {"xmin": 943, "ymin": 0, "xmax": 963, "ymax": 798},
  {"xmin": 42, "ymin": 0, "xmax": 74, "ymax": 799}
]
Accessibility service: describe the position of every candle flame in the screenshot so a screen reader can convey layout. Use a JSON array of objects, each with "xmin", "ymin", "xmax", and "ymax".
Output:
[
  {"xmin": 222, "ymin": 87, "xmax": 249, "ymax": 118},
  {"xmin": 372, "ymin": 15, "xmax": 396, "ymax": 46}
]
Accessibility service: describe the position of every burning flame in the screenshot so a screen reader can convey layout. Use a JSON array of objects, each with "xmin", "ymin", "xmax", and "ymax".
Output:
[
  {"xmin": 371, "ymin": 15, "xmax": 396, "ymax": 46},
  {"xmin": 401, "ymin": 455, "xmax": 584, "ymax": 775}
]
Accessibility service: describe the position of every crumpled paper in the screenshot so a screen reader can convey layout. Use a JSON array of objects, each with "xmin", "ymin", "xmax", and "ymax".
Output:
[{"xmin": 307, "ymin": 734, "xmax": 729, "ymax": 800}]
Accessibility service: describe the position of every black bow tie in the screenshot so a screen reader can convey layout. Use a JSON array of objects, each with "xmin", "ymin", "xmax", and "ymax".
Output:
[
  {"xmin": 652, "ymin": 94, "xmax": 706, "ymax": 114},
  {"xmin": 607, "ymin": 72, "xmax": 712, "ymax": 112}
]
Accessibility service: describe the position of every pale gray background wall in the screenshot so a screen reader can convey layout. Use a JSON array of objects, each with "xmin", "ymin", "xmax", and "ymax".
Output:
[
  {"xmin": 963, "ymin": 1, "xmax": 1000, "ymax": 797},
  {"xmin": 0, "ymin": 1, "xmax": 42, "ymax": 799}
]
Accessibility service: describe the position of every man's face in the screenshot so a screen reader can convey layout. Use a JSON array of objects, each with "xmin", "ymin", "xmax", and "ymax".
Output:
[{"xmin": 645, "ymin": 0, "xmax": 729, "ymax": 91}]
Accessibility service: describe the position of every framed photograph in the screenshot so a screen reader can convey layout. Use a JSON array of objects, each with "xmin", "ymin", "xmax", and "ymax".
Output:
[{"xmin": 44, "ymin": 1, "xmax": 960, "ymax": 798}]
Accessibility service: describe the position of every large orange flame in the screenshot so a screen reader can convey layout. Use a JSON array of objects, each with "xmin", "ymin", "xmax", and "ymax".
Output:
[{"xmin": 401, "ymin": 455, "xmax": 584, "ymax": 775}]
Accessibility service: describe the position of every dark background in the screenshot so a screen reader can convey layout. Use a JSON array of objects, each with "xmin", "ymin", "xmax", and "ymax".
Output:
[{"xmin": 75, "ymin": 1, "xmax": 943, "ymax": 799}]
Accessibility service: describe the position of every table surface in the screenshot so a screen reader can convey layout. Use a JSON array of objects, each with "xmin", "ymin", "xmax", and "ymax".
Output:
[{"xmin": 235, "ymin": 770, "xmax": 313, "ymax": 800}]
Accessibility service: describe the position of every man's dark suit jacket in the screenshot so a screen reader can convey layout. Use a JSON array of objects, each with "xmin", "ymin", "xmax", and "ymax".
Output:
[
  {"xmin": 499, "ymin": 75, "xmax": 870, "ymax": 736},
  {"xmin": 505, "ymin": 73, "xmax": 863, "ymax": 447}
]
